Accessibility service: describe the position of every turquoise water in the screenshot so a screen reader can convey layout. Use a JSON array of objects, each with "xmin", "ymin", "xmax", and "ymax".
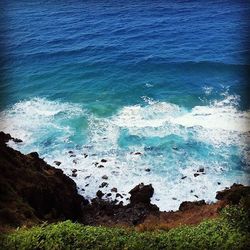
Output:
[{"xmin": 0, "ymin": 1, "xmax": 249, "ymax": 210}]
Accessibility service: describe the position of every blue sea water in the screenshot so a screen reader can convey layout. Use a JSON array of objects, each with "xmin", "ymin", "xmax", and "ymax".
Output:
[{"xmin": 0, "ymin": 0, "xmax": 250, "ymax": 210}]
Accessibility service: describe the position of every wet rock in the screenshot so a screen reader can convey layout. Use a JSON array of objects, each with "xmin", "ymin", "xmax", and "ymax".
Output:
[
  {"xmin": 102, "ymin": 175, "xmax": 108, "ymax": 180},
  {"xmin": 101, "ymin": 159, "xmax": 107, "ymax": 163},
  {"xmin": 13, "ymin": 138, "xmax": 23, "ymax": 143},
  {"xmin": 73, "ymin": 159, "xmax": 78, "ymax": 164},
  {"xmin": 111, "ymin": 187, "xmax": 117, "ymax": 192},
  {"xmin": 134, "ymin": 152, "xmax": 142, "ymax": 155},
  {"xmin": 172, "ymin": 146, "xmax": 178, "ymax": 150},
  {"xmin": 179, "ymin": 200, "xmax": 206, "ymax": 211},
  {"xmin": 145, "ymin": 168, "xmax": 151, "ymax": 172},
  {"xmin": 72, "ymin": 173, "xmax": 77, "ymax": 177},
  {"xmin": 85, "ymin": 184, "xmax": 89, "ymax": 187},
  {"xmin": 70, "ymin": 154, "xmax": 76, "ymax": 158},
  {"xmin": 68, "ymin": 150, "xmax": 74, "ymax": 154},
  {"xmin": 194, "ymin": 173, "xmax": 199, "ymax": 177},
  {"xmin": 96, "ymin": 190, "xmax": 104, "ymax": 199},
  {"xmin": 181, "ymin": 176, "xmax": 187, "ymax": 180},
  {"xmin": 194, "ymin": 195, "xmax": 199, "ymax": 198},
  {"xmin": 28, "ymin": 152, "xmax": 39, "ymax": 159},
  {"xmin": 172, "ymin": 197, "xmax": 177, "ymax": 200},
  {"xmin": 99, "ymin": 182, "xmax": 109, "ymax": 188},
  {"xmin": 190, "ymin": 190, "xmax": 194, "ymax": 193},
  {"xmin": 98, "ymin": 165, "xmax": 104, "ymax": 168},
  {"xmin": 129, "ymin": 183, "xmax": 154, "ymax": 205},
  {"xmin": 54, "ymin": 161, "xmax": 61, "ymax": 166},
  {"xmin": 116, "ymin": 193, "xmax": 123, "ymax": 198},
  {"xmin": 72, "ymin": 169, "xmax": 77, "ymax": 173},
  {"xmin": 106, "ymin": 193, "xmax": 112, "ymax": 197},
  {"xmin": 83, "ymin": 153, "xmax": 88, "ymax": 158},
  {"xmin": 217, "ymin": 182, "xmax": 221, "ymax": 185},
  {"xmin": 197, "ymin": 167, "xmax": 204, "ymax": 173},
  {"xmin": 85, "ymin": 175, "xmax": 91, "ymax": 179}
]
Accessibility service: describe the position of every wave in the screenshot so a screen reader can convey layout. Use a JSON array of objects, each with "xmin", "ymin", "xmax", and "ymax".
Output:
[{"xmin": 0, "ymin": 95, "xmax": 249, "ymax": 211}]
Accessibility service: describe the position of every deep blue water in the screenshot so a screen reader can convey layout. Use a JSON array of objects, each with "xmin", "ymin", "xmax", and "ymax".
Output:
[{"xmin": 0, "ymin": 0, "xmax": 249, "ymax": 210}]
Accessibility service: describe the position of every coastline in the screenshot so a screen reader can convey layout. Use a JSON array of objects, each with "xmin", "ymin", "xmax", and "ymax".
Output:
[{"xmin": 0, "ymin": 131, "xmax": 249, "ymax": 232}]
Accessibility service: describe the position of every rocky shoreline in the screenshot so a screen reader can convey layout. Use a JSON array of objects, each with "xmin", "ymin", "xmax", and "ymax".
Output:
[{"xmin": 0, "ymin": 131, "xmax": 249, "ymax": 231}]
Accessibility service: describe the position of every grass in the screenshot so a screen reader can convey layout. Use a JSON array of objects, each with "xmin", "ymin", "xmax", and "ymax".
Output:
[{"xmin": 0, "ymin": 205, "xmax": 249, "ymax": 250}]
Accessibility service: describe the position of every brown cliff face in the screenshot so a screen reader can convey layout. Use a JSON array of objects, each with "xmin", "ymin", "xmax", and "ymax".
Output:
[{"xmin": 0, "ymin": 132, "xmax": 88, "ymax": 229}]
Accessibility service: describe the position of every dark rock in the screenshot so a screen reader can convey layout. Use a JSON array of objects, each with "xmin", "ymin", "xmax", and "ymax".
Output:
[
  {"xmin": 116, "ymin": 193, "xmax": 123, "ymax": 198},
  {"xmin": 102, "ymin": 175, "xmax": 108, "ymax": 180},
  {"xmin": 172, "ymin": 197, "xmax": 177, "ymax": 200},
  {"xmin": 83, "ymin": 153, "xmax": 88, "ymax": 158},
  {"xmin": 0, "ymin": 132, "xmax": 88, "ymax": 228},
  {"xmin": 72, "ymin": 173, "xmax": 77, "ymax": 177},
  {"xmin": 72, "ymin": 169, "xmax": 77, "ymax": 173},
  {"xmin": 85, "ymin": 184, "xmax": 89, "ymax": 187},
  {"xmin": 181, "ymin": 176, "xmax": 187, "ymax": 180},
  {"xmin": 194, "ymin": 195, "xmax": 199, "ymax": 198},
  {"xmin": 73, "ymin": 159, "xmax": 78, "ymax": 164},
  {"xmin": 68, "ymin": 150, "xmax": 74, "ymax": 154},
  {"xmin": 129, "ymin": 183, "xmax": 154, "ymax": 205},
  {"xmin": 28, "ymin": 152, "xmax": 39, "ymax": 159},
  {"xmin": 85, "ymin": 175, "xmax": 91, "ymax": 179},
  {"xmin": 111, "ymin": 187, "xmax": 118, "ymax": 192},
  {"xmin": 101, "ymin": 159, "xmax": 107, "ymax": 163},
  {"xmin": 145, "ymin": 168, "xmax": 151, "ymax": 172},
  {"xmin": 217, "ymin": 182, "xmax": 221, "ymax": 185},
  {"xmin": 106, "ymin": 193, "xmax": 112, "ymax": 197},
  {"xmin": 98, "ymin": 165, "xmax": 104, "ymax": 168},
  {"xmin": 179, "ymin": 200, "xmax": 206, "ymax": 211},
  {"xmin": 96, "ymin": 190, "xmax": 104, "ymax": 199},
  {"xmin": 134, "ymin": 152, "xmax": 142, "ymax": 155},
  {"xmin": 216, "ymin": 183, "xmax": 250, "ymax": 205},
  {"xmin": 194, "ymin": 173, "xmax": 199, "ymax": 177},
  {"xmin": 70, "ymin": 154, "xmax": 76, "ymax": 158},
  {"xmin": 197, "ymin": 167, "xmax": 204, "ymax": 173},
  {"xmin": 99, "ymin": 182, "xmax": 109, "ymax": 188},
  {"xmin": 54, "ymin": 161, "xmax": 61, "ymax": 166},
  {"xmin": 13, "ymin": 138, "xmax": 23, "ymax": 143}
]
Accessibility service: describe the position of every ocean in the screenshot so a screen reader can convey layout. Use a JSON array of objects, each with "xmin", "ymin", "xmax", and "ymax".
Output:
[{"xmin": 0, "ymin": 0, "xmax": 249, "ymax": 211}]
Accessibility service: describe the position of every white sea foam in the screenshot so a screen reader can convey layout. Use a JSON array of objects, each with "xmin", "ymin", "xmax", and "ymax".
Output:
[{"xmin": 0, "ymin": 95, "xmax": 249, "ymax": 211}]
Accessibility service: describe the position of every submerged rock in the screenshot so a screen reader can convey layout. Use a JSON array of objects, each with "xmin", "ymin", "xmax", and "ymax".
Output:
[{"xmin": 54, "ymin": 161, "xmax": 61, "ymax": 166}]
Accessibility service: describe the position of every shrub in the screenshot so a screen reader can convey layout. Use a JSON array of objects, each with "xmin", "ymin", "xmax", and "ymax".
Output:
[{"xmin": 1, "ymin": 205, "xmax": 249, "ymax": 250}]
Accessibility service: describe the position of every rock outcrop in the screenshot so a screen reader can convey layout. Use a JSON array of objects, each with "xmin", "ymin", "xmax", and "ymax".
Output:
[
  {"xmin": 83, "ymin": 183, "xmax": 159, "ymax": 226},
  {"xmin": 0, "ymin": 132, "xmax": 88, "ymax": 228}
]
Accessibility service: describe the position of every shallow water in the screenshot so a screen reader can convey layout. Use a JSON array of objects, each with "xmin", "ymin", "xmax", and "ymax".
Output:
[{"xmin": 0, "ymin": 0, "xmax": 249, "ymax": 211}]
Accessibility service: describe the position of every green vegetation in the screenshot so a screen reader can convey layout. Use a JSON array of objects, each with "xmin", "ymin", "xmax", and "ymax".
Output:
[{"xmin": 1, "ymin": 206, "xmax": 249, "ymax": 250}]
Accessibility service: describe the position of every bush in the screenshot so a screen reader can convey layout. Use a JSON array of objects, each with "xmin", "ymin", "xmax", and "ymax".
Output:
[{"xmin": 1, "ymin": 206, "xmax": 249, "ymax": 250}]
